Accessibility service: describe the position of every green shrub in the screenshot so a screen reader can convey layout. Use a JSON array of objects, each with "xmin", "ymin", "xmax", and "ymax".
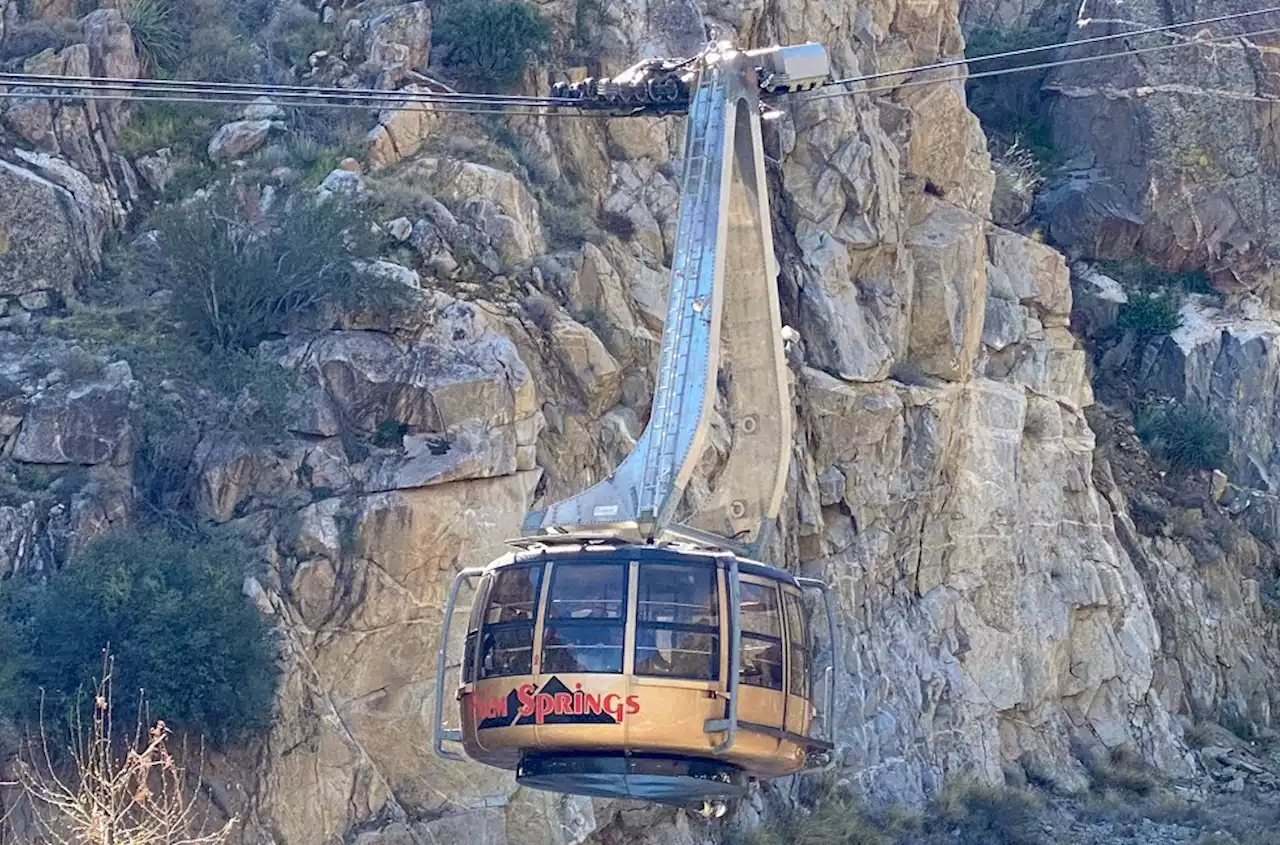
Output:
[
  {"xmin": 123, "ymin": 0, "xmax": 181, "ymax": 72},
  {"xmin": 263, "ymin": 3, "xmax": 333, "ymax": 71},
  {"xmin": 1136, "ymin": 404, "xmax": 1229, "ymax": 473},
  {"xmin": 434, "ymin": 0, "xmax": 551, "ymax": 90},
  {"xmin": 137, "ymin": 188, "xmax": 410, "ymax": 352},
  {"xmin": 1117, "ymin": 292, "xmax": 1182, "ymax": 338},
  {"xmin": 964, "ymin": 25, "xmax": 1062, "ymax": 168},
  {"xmin": 373, "ymin": 419, "xmax": 408, "ymax": 448},
  {"xmin": 1096, "ymin": 256, "xmax": 1214, "ymax": 296},
  {"xmin": 0, "ymin": 529, "xmax": 279, "ymax": 746}
]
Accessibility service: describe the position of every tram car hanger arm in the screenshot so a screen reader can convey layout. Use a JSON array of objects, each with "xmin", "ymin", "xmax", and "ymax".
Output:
[{"xmin": 525, "ymin": 41, "xmax": 831, "ymax": 555}]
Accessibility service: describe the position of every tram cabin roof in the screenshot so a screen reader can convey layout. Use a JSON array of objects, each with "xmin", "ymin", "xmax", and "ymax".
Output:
[{"xmin": 489, "ymin": 540, "xmax": 799, "ymax": 587}]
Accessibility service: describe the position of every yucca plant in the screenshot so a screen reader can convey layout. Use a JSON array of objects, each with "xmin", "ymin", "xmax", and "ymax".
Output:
[{"xmin": 123, "ymin": 0, "xmax": 181, "ymax": 73}]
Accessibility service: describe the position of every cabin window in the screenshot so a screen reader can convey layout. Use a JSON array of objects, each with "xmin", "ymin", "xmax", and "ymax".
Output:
[
  {"xmin": 783, "ymin": 591, "xmax": 810, "ymax": 698},
  {"xmin": 635, "ymin": 563, "xmax": 720, "ymax": 680},
  {"xmin": 541, "ymin": 563, "xmax": 627, "ymax": 673},
  {"xmin": 739, "ymin": 581, "xmax": 784, "ymax": 690},
  {"xmin": 462, "ymin": 576, "xmax": 491, "ymax": 684},
  {"xmin": 479, "ymin": 565, "xmax": 543, "ymax": 678}
]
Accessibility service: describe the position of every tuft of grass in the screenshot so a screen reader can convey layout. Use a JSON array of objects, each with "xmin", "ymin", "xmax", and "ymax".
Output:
[
  {"xmin": 734, "ymin": 792, "xmax": 890, "ymax": 845},
  {"xmin": 1135, "ymin": 404, "xmax": 1229, "ymax": 473},
  {"xmin": 1088, "ymin": 746, "xmax": 1160, "ymax": 796},
  {"xmin": 117, "ymin": 100, "xmax": 220, "ymax": 157}
]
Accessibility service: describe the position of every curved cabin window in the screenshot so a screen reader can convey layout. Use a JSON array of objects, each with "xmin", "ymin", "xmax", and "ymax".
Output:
[
  {"xmin": 783, "ymin": 590, "xmax": 810, "ymax": 698},
  {"xmin": 479, "ymin": 565, "xmax": 543, "ymax": 679},
  {"xmin": 739, "ymin": 581, "xmax": 784, "ymax": 690},
  {"xmin": 541, "ymin": 563, "xmax": 627, "ymax": 673},
  {"xmin": 462, "ymin": 576, "xmax": 490, "ymax": 684},
  {"xmin": 635, "ymin": 563, "xmax": 719, "ymax": 680}
]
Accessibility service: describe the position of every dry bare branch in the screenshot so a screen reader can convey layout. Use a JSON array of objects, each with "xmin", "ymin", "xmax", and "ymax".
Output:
[{"xmin": 11, "ymin": 652, "xmax": 236, "ymax": 845}]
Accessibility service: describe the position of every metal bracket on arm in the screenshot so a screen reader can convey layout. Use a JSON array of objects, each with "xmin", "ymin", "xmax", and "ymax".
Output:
[
  {"xmin": 796, "ymin": 576, "xmax": 839, "ymax": 772},
  {"xmin": 433, "ymin": 566, "xmax": 486, "ymax": 761}
]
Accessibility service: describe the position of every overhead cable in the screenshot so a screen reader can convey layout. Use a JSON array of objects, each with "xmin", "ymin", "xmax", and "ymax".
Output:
[
  {"xmin": 2, "ymin": 16, "xmax": 1277, "ymax": 115},
  {"xmin": 824, "ymin": 4, "xmax": 1280, "ymax": 88},
  {"xmin": 0, "ymin": 88, "xmax": 611, "ymax": 118},
  {"xmin": 806, "ymin": 23, "xmax": 1280, "ymax": 101},
  {"xmin": 0, "ymin": 67, "xmax": 565, "ymax": 107},
  {"xmin": 0, "ymin": 71, "xmax": 569, "ymax": 110}
]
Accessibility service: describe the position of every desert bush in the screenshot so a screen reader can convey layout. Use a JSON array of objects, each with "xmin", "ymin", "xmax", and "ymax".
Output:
[
  {"xmin": 599, "ymin": 208, "xmax": 637, "ymax": 240},
  {"xmin": 0, "ymin": 529, "xmax": 278, "ymax": 747},
  {"xmin": 927, "ymin": 781, "xmax": 1045, "ymax": 845},
  {"xmin": 733, "ymin": 792, "xmax": 889, "ymax": 845},
  {"xmin": 136, "ymin": 187, "xmax": 409, "ymax": 352},
  {"xmin": 1136, "ymin": 404, "xmax": 1229, "ymax": 473},
  {"xmin": 433, "ymin": 0, "xmax": 551, "ymax": 90},
  {"xmin": 541, "ymin": 203, "xmax": 604, "ymax": 249},
  {"xmin": 263, "ymin": 2, "xmax": 332, "ymax": 71},
  {"xmin": 1088, "ymin": 746, "xmax": 1159, "ymax": 796},
  {"xmin": 1117, "ymin": 292, "xmax": 1182, "ymax": 338}
]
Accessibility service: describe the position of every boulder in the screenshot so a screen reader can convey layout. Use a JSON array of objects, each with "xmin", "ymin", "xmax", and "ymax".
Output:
[
  {"xmin": 11, "ymin": 362, "xmax": 134, "ymax": 466},
  {"xmin": 192, "ymin": 436, "xmax": 299, "ymax": 524},
  {"xmin": 0, "ymin": 158, "xmax": 103, "ymax": 302},
  {"xmin": 135, "ymin": 148, "xmax": 174, "ymax": 193},
  {"xmin": 208, "ymin": 119, "xmax": 283, "ymax": 162},
  {"xmin": 242, "ymin": 96, "xmax": 285, "ymax": 121},
  {"xmin": 363, "ymin": 421, "xmax": 518, "ymax": 492},
  {"xmin": 1034, "ymin": 170, "xmax": 1143, "ymax": 262},
  {"xmin": 266, "ymin": 296, "xmax": 538, "ymax": 443},
  {"xmin": 398, "ymin": 158, "xmax": 545, "ymax": 260},
  {"xmin": 362, "ymin": 1, "xmax": 431, "ymax": 71},
  {"xmin": 548, "ymin": 316, "xmax": 622, "ymax": 417},
  {"xmin": 365, "ymin": 94, "xmax": 442, "ymax": 170}
]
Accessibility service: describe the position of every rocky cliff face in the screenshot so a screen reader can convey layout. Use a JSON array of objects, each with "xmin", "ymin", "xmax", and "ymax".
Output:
[{"xmin": 3, "ymin": 0, "xmax": 1280, "ymax": 844}]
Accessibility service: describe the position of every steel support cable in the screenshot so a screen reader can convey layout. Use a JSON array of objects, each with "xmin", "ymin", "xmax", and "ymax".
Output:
[
  {"xmin": 0, "ymin": 70, "xmax": 568, "ymax": 109},
  {"xmin": 14, "ymin": 4, "xmax": 1272, "ymax": 112},
  {"xmin": 804, "ymin": 23, "xmax": 1280, "ymax": 102},
  {"xmin": 0, "ymin": 87, "xmax": 613, "ymax": 117},
  {"xmin": 3, "ymin": 22, "xmax": 1279, "ymax": 114},
  {"xmin": 822, "ymin": 4, "xmax": 1280, "ymax": 88},
  {"xmin": 0, "ymin": 77, "xmax": 570, "ymax": 110}
]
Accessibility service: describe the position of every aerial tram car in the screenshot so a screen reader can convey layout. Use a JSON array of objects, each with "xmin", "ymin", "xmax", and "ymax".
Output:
[{"xmin": 433, "ymin": 40, "xmax": 839, "ymax": 817}]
